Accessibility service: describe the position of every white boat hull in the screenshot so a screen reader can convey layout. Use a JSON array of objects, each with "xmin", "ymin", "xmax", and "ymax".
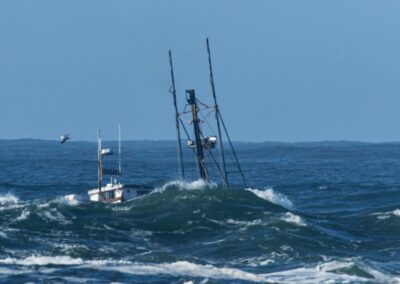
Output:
[{"xmin": 88, "ymin": 183, "xmax": 137, "ymax": 203}]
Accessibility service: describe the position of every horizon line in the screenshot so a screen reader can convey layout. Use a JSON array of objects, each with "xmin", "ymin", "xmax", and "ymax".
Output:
[{"xmin": 1, "ymin": 138, "xmax": 400, "ymax": 144}]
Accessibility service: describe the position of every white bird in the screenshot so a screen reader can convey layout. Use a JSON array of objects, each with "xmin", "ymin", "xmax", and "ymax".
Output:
[
  {"xmin": 60, "ymin": 134, "xmax": 71, "ymax": 144},
  {"xmin": 101, "ymin": 148, "xmax": 113, "ymax": 156}
]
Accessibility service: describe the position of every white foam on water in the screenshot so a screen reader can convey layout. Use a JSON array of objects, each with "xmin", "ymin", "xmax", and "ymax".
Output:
[
  {"xmin": 245, "ymin": 187, "xmax": 294, "ymax": 210},
  {"xmin": 40, "ymin": 209, "xmax": 71, "ymax": 225},
  {"xmin": 38, "ymin": 196, "xmax": 81, "ymax": 210},
  {"xmin": 155, "ymin": 179, "xmax": 217, "ymax": 194},
  {"xmin": 393, "ymin": 209, "xmax": 400, "ymax": 217},
  {"xmin": 53, "ymin": 243, "xmax": 89, "ymax": 254},
  {"xmin": 281, "ymin": 212, "xmax": 306, "ymax": 226},
  {"xmin": 0, "ymin": 193, "xmax": 19, "ymax": 205},
  {"xmin": 0, "ymin": 193, "xmax": 24, "ymax": 212},
  {"xmin": 264, "ymin": 259, "xmax": 382, "ymax": 284},
  {"xmin": 200, "ymin": 239, "xmax": 225, "ymax": 246},
  {"xmin": 233, "ymin": 256, "xmax": 275, "ymax": 267},
  {"xmin": 58, "ymin": 196, "xmax": 80, "ymax": 206},
  {"xmin": 225, "ymin": 219, "xmax": 262, "ymax": 231},
  {"xmin": 0, "ymin": 266, "xmax": 34, "ymax": 276},
  {"xmin": 94, "ymin": 260, "xmax": 266, "ymax": 282},
  {"xmin": 0, "ymin": 256, "xmax": 84, "ymax": 266},
  {"xmin": 96, "ymin": 260, "xmax": 392, "ymax": 283},
  {"xmin": 372, "ymin": 208, "xmax": 400, "ymax": 220},
  {"xmin": 0, "ymin": 257, "xmax": 263, "ymax": 281},
  {"xmin": 57, "ymin": 276, "xmax": 97, "ymax": 283},
  {"xmin": 0, "ymin": 256, "xmax": 395, "ymax": 283},
  {"xmin": 16, "ymin": 209, "xmax": 31, "ymax": 221}
]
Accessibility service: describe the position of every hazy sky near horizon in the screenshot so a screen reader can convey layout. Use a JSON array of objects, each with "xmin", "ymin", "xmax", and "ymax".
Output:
[{"xmin": 0, "ymin": 0, "xmax": 400, "ymax": 142}]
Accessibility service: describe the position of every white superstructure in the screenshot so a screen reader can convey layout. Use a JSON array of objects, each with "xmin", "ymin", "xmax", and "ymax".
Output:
[{"xmin": 88, "ymin": 178, "xmax": 137, "ymax": 203}]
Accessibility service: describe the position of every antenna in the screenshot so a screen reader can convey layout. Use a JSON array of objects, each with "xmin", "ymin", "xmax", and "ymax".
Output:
[
  {"xmin": 169, "ymin": 50, "xmax": 185, "ymax": 180},
  {"xmin": 206, "ymin": 38, "xmax": 228, "ymax": 188},
  {"xmin": 118, "ymin": 124, "xmax": 122, "ymax": 176}
]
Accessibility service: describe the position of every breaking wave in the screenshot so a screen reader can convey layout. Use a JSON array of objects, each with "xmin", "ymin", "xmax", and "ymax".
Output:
[
  {"xmin": 245, "ymin": 187, "xmax": 294, "ymax": 209},
  {"xmin": 0, "ymin": 255, "xmax": 396, "ymax": 283},
  {"xmin": 372, "ymin": 208, "xmax": 400, "ymax": 220},
  {"xmin": 0, "ymin": 193, "xmax": 19, "ymax": 205},
  {"xmin": 1, "ymin": 180, "xmax": 398, "ymax": 283},
  {"xmin": 154, "ymin": 179, "xmax": 217, "ymax": 193},
  {"xmin": 281, "ymin": 212, "xmax": 306, "ymax": 226}
]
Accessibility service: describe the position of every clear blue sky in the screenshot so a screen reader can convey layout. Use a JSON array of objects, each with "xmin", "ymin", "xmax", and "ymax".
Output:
[{"xmin": 0, "ymin": 0, "xmax": 399, "ymax": 142}]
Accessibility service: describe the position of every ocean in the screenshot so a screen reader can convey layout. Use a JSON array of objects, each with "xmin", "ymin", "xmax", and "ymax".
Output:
[{"xmin": 0, "ymin": 139, "xmax": 399, "ymax": 283}]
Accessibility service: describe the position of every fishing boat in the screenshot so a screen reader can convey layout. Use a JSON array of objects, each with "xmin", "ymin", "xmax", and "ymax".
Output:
[
  {"xmin": 168, "ymin": 38, "xmax": 247, "ymax": 188},
  {"xmin": 66, "ymin": 125, "xmax": 151, "ymax": 203}
]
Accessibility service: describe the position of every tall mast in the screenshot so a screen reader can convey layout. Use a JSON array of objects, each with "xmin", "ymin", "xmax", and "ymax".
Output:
[
  {"xmin": 206, "ymin": 38, "xmax": 228, "ymax": 188},
  {"xmin": 97, "ymin": 128, "xmax": 103, "ymax": 192},
  {"xmin": 169, "ymin": 50, "xmax": 185, "ymax": 180},
  {"xmin": 118, "ymin": 124, "xmax": 121, "ymax": 175},
  {"xmin": 186, "ymin": 89, "xmax": 208, "ymax": 180}
]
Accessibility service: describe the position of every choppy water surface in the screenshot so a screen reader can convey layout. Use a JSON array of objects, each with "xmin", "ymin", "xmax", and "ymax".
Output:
[{"xmin": 0, "ymin": 140, "xmax": 399, "ymax": 283}]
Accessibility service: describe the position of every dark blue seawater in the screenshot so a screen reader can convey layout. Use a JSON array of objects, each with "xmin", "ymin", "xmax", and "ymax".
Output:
[{"xmin": 0, "ymin": 139, "xmax": 399, "ymax": 283}]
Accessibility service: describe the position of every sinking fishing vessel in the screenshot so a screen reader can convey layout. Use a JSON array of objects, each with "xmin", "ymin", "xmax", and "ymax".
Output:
[
  {"xmin": 168, "ymin": 38, "xmax": 247, "ymax": 188},
  {"xmin": 66, "ymin": 125, "xmax": 151, "ymax": 203}
]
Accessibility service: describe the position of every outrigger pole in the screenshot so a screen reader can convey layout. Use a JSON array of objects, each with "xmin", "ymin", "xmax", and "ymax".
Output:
[
  {"xmin": 169, "ymin": 50, "xmax": 185, "ymax": 180},
  {"xmin": 206, "ymin": 38, "xmax": 228, "ymax": 188},
  {"xmin": 118, "ymin": 124, "xmax": 122, "ymax": 176},
  {"xmin": 97, "ymin": 128, "xmax": 103, "ymax": 192}
]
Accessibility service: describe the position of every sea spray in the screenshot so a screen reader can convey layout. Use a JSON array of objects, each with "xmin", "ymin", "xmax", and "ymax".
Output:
[{"xmin": 245, "ymin": 187, "xmax": 294, "ymax": 210}]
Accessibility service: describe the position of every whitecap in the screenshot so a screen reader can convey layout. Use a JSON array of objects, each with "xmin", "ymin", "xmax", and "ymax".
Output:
[
  {"xmin": 53, "ymin": 243, "xmax": 89, "ymax": 254},
  {"xmin": 265, "ymin": 259, "xmax": 397, "ymax": 284},
  {"xmin": 0, "ymin": 256, "xmax": 395, "ymax": 283},
  {"xmin": 393, "ymin": 209, "xmax": 400, "ymax": 217},
  {"xmin": 0, "ymin": 193, "xmax": 23, "ymax": 212},
  {"xmin": 40, "ymin": 209, "xmax": 71, "ymax": 225},
  {"xmin": 16, "ymin": 209, "xmax": 31, "ymax": 221},
  {"xmin": 0, "ymin": 255, "xmax": 84, "ymax": 266},
  {"xmin": 58, "ymin": 196, "xmax": 80, "ymax": 206},
  {"xmin": 226, "ymin": 219, "xmax": 262, "ymax": 228},
  {"xmin": 281, "ymin": 212, "xmax": 306, "ymax": 226},
  {"xmin": 0, "ymin": 193, "xmax": 19, "ymax": 205},
  {"xmin": 155, "ymin": 179, "xmax": 217, "ymax": 194},
  {"xmin": 94, "ymin": 260, "xmax": 266, "ymax": 282},
  {"xmin": 372, "ymin": 208, "xmax": 400, "ymax": 220},
  {"xmin": 245, "ymin": 188, "xmax": 293, "ymax": 209},
  {"xmin": 0, "ymin": 266, "xmax": 34, "ymax": 276},
  {"xmin": 233, "ymin": 256, "xmax": 275, "ymax": 267}
]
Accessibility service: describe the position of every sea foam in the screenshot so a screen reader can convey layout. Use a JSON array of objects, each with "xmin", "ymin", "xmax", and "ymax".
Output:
[
  {"xmin": 0, "ymin": 193, "xmax": 19, "ymax": 205},
  {"xmin": 16, "ymin": 209, "xmax": 30, "ymax": 221},
  {"xmin": 281, "ymin": 212, "xmax": 306, "ymax": 226},
  {"xmin": 155, "ymin": 179, "xmax": 217, "ymax": 193},
  {"xmin": 245, "ymin": 188, "xmax": 294, "ymax": 210},
  {"xmin": 0, "ymin": 256, "xmax": 395, "ymax": 283}
]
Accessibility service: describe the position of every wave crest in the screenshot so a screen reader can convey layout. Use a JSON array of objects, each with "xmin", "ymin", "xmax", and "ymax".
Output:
[
  {"xmin": 155, "ymin": 179, "xmax": 217, "ymax": 193},
  {"xmin": 245, "ymin": 188, "xmax": 294, "ymax": 210},
  {"xmin": 0, "ymin": 256, "xmax": 395, "ymax": 283},
  {"xmin": 281, "ymin": 212, "xmax": 306, "ymax": 226},
  {"xmin": 0, "ymin": 193, "xmax": 19, "ymax": 205}
]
